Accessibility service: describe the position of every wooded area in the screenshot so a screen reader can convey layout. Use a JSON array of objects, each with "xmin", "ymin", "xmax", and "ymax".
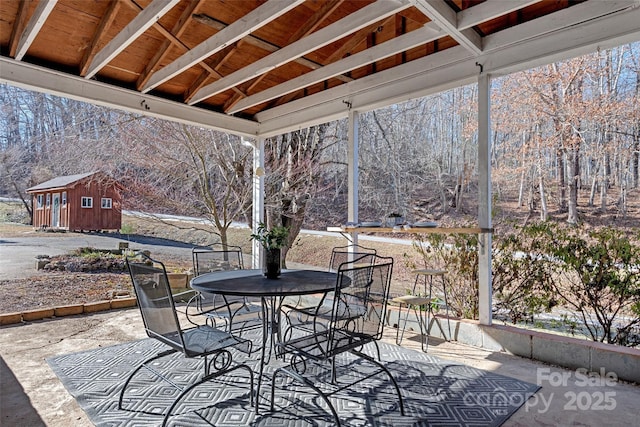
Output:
[{"xmin": 1, "ymin": 43, "xmax": 639, "ymax": 237}]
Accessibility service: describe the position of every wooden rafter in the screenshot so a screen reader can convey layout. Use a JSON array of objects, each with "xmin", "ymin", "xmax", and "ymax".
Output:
[
  {"xmin": 189, "ymin": 0, "xmax": 411, "ymax": 105},
  {"xmin": 412, "ymin": 0, "xmax": 482, "ymax": 55},
  {"xmin": 223, "ymin": 0, "xmax": 345, "ymax": 113},
  {"xmin": 135, "ymin": 0, "xmax": 202, "ymax": 89},
  {"xmin": 9, "ymin": 0, "xmax": 32, "ymax": 58},
  {"xmin": 192, "ymin": 13, "xmax": 353, "ymax": 85},
  {"xmin": 13, "ymin": 0, "xmax": 58, "ymax": 60},
  {"xmin": 229, "ymin": 23, "xmax": 444, "ymax": 114},
  {"xmin": 286, "ymin": 0, "xmax": 345, "ymax": 45},
  {"xmin": 142, "ymin": 0, "xmax": 305, "ymax": 93},
  {"xmin": 184, "ymin": 43, "xmax": 242, "ymax": 103},
  {"xmin": 80, "ymin": 0, "xmax": 121, "ymax": 77},
  {"xmin": 84, "ymin": 0, "xmax": 180, "ymax": 79}
]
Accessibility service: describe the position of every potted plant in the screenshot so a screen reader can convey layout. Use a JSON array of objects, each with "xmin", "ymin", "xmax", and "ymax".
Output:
[
  {"xmin": 387, "ymin": 212, "xmax": 405, "ymax": 227},
  {"xmin": 250, "ymin": 222, "xmax": 289, "ymax": 279}
]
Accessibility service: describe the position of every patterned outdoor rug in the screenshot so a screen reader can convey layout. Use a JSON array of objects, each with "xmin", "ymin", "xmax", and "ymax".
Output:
[{"xmin": 47, "ymin": 336, "xmax": 539, "ymax": 426}]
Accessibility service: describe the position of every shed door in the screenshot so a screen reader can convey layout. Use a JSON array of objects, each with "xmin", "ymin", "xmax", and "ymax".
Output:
[{"xmin": 51, "ymin": 193, "xmax": 60, "ymax": 227}]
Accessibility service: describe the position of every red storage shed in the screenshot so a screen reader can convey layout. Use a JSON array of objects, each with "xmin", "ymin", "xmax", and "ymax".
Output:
[{"xmin": 26, "ymin": 172, "xmax": 123, "ymax": 232}]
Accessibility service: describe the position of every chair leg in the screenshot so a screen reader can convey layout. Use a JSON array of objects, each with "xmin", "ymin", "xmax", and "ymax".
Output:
[
  {"xmin": 162, "ymin": 362, "xmax": 255, "ymax": 427},
  {"xmin": 271, "ymin": 367, "xmax": 342, "ymax": 426},
  {"xmin": 118, "ymin": 349, "xmax": 176, "ymax": 411},
  {"xmin": 395, "ymin": 302, "xmax": 412, "ymax": 346},
  {"xmin": 442, "ymin": 278, "xmax": 452, "ymax": 341}
]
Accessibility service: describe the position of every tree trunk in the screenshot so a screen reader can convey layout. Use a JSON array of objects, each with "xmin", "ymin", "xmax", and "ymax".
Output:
[
  {"xmin": 557, "ymin": 147, "xmax": 567, "ymax": 213},
  {"xmin": 567, "ymin": 148, "xmax": 580, "ymax": 225}
]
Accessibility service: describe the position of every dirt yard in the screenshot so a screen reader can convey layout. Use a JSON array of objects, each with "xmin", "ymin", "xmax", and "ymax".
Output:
[{"xmin": 0, "ymin": 213, "xmax": 420, "ymax": 314}]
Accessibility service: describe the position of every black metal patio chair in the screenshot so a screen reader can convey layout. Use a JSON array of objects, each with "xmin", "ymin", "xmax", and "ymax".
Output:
[
  {"xmin": 119, "ymin": 252, "xmax": 254, "ymax": 427},
  {"xmin": 282, "ymin": 244, "xmax": 377, "ymax": 337},
  {"xmin": 271, "ymin": 254, "xmax": 405, "ymax": 426},
  {"xmin": 187, "ymin": 244, "xmax": 262, "ymax": 335}
]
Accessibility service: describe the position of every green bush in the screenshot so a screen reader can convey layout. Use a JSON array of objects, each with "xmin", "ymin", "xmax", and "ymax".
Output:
[
  {"xmin": 492, "ymin": 222, "xmax": 557, "ymax": 324},
  {"xmin": 412, "ymin": 231, "xmax": 479, "ymax": 320},
  {"xmin": 541, "ymin": 225, "xmax": 640, "ymax": 345}
]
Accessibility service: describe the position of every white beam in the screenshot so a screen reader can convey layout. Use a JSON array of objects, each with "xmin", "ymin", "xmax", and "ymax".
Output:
[
  {"xmin": 85, "ymin": 0, "xmax": 180, "ymax": 79},
  {"xmin": 412, "ymin": 0, "xmax": 482, "ymax": 55},
  {"xmin": 347, "ymin": 109, "xmax": 359, "ymax": 246},
  {"xmin": 229, "ymin": 23, "xmax": 444, "ymax": 114},
  {"xmin": 0, "ymin": 57, "xmax": 258, "ymax": 137},
  {"xmin": 477, "ymin": 72, "xmax": 492, "ymax": 326},
  {"xmin": 250, "ymin": 138, "xmax": 265, "ymax": 269},
  {"xmin": 142, "ymin": 0, "xmax": 304, "ymax": 93},
  {"xmin": 189, "ymin": 0, "xmax": 411, "ymax": 105},
  {"xmin": 14, "ymin": 0, "xmax": 58, "ymax": 60},
  {"xmin": 256, "ymin": 3, "xmax": 640, "ymax": 137},
  {"xmin": 457, "ymin": 0, "xmax": 542, "ymax": 30}
]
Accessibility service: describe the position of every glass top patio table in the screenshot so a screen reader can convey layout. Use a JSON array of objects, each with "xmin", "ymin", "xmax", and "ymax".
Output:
[{"xmin": 189, "ymin": 269, "xmax": 339, "ymax": 413}]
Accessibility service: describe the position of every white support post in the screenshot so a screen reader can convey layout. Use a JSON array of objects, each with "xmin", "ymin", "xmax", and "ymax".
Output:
[
  {"xmin": 249, "ymin": 137, "xmax": 265, "ymax": 269},
  {"xmin": 478, "ymin": 72, "xmax": 493, "ymax": 326},
  {"xmin": 347, "ymin": 109, "xmax": 360, "ymax": 248}
]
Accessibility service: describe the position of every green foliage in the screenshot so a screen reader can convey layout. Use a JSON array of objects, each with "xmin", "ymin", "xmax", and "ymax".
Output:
[
  {"xmin": 541, "ymin": 224, "xmax": 640, "ymax": 345},
  {"xmin": 250, "ymin": 222, "xmax": 289, "ymax": 249},
  {"xmin": 412, "ymin": 229, "xmax": 479, "ymax": 320},
  {"xmin": 120, "ymin": 223, "xmax": 134, "ymax": 235},
  {"xmin": 492, "ymin": 222, "xmax": 557, "ymax": 324}
]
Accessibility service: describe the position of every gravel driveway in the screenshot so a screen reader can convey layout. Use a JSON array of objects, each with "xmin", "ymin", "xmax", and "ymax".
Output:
[{"xmin": 0, "ymin": 232, "xmax": 195, "ymax": 280}]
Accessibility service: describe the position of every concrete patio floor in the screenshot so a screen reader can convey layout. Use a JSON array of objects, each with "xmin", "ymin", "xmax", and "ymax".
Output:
[{"xmin": 1, "ymin": 308, "xmax": 639, "ymax": 426}]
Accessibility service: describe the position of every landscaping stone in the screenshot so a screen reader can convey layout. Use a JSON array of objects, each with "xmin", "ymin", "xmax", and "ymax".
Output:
[
  {"xmin": 21, "ymin": 308, "xmax": 55, "ymax": 321},
  {"xmin": 54, "ymin": 304, "xmax": 84, "ymax": 317},
  {"xmin": 0, "ymin": 312, "xmax": 23, "ymax": 325},
  {"xmin": 83, "ymin": 301, "xmax": 111, "ymax": 313},
  {"xmin": 110, "ymin": 297, "xmax": 137, "ymax": 309}
]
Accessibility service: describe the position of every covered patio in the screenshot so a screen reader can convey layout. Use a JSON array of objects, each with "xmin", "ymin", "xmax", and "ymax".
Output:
[
  {"xmin": 2, "ymin": 1, "xmax": 640, "ymax": 425},
  {"xmin": 2, "ymin": 307, "xmax": 640, "ymax": 426},
  {"xmin": 2, "ymin": 0, "xmax": 640, "ymax": 325}
]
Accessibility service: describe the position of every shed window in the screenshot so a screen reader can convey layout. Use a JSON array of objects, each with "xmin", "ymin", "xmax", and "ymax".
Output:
[
  {"xmin": 46, "ymin": 194, "xmax": 50, "ymax": 207},
  {"xmin": 101, "ymin": 198, "xmax": 112, "ymax": 209},
  {"xmin": 62, "ymin": 192, "xmax": 67, "ymax": 206},
  {"xmin": 81, "ymin": 197, "xmax": 93, "ymax": 208},
  {"xmin": 37, "ymin": 195, "xmax": 44, "ymax": 209}
]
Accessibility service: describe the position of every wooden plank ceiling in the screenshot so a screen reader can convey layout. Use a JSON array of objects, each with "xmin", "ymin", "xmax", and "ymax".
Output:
[{"xmin": 1, "ymin": 0, "xmax": 640, "ymax": 138}]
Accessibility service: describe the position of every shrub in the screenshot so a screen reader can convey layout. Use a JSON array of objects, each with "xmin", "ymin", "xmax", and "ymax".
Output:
[
  {"xmin": 492, "ymin": 222, "xmax": 557, "ymax": 324},
  {"xmin": 412, "ymin": 231, "xmax": 479, "ymax": 320},
  {"xmin": 541, "ymin": 225, "xmax": 640, "ymax": 345}
]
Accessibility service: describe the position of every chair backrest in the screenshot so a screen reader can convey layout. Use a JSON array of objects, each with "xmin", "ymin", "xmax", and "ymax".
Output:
[
  {"xmin": 332, "ymin": 254, "xmax": 394, "ymax": 343},
  {"xmin": 328, "ymin": 244, "xmax": 377, "ymax": 273},
  {"xmin": 126, "ymin": 253, "xmax": 187, "ymax": 352},
  {"xmin": 192, "ymin": 244, "xmax": 244, "ymax": 276}
]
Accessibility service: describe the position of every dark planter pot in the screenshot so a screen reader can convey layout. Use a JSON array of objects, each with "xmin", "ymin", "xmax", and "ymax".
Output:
[{"xmin": 263, "ymin": 248, "xmax": 281, "ymax": 279}]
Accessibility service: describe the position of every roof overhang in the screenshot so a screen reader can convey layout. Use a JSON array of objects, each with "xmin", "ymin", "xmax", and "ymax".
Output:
[{"xmin": 1, "ymin": 1, "xmax": 639, "ymax": 140}]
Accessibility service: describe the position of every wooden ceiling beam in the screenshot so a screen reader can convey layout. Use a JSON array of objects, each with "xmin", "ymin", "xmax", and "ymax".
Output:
[
  {"xmin": 189, "ymin": 0, "xmax": 411, "ymax": 105},
  {"xmin": 135, "ymin": 0, "xmax": 202, "ymax": 89},
  {"xmin": 286, "ymin": 0, "xmax": 345, "ymax": 45},
  {"xmin": 84, "ymin": 0, "xmax": 180, "ymax": 79},
  {"xmin": 457, "ymin": 0, "xmax": 543, "ymax": 30},
  {"xmin": 223, "ymin": 0, "xmax": 344, "ymax": 113},
  {"xmin": 9, "ymin": 0, "xmax": 32, "ymax": 58},
  {"xmin": 413, "ymin": 0, "xmax": 482, "ymax": 55},
  {"xmin": 192, "ymin": 13, "xmax": 353, "ymax": 84},
  {"xmin": 119, "ymin": 0, "xmax": 244, "ymax": 99},
  {"xmin": 229, "ymin": 23, "xmax": 444, "ymax": 114},
  {"xmin": 184, "ymin": 43, "xmax": 242, "ymax": 103},
  {"xmin": 142, "ymin": 0, "xmax": 304, "ymax": 93},
  {"xmin": 13, "ymin": 0, "xmax": 58, "ymax": 60},
  {"xmin": 80, "ymin": 0, "xmax": 121, "ymax": 77}
]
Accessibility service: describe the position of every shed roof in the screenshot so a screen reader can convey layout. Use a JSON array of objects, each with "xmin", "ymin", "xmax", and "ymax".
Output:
[
  {"xmin": 2, "ymin": 1, "xmax": 639, "ymax": 139},
  {"xmin": 26, "ymin": 172, "xmax": 98, "ymax": 193}
]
